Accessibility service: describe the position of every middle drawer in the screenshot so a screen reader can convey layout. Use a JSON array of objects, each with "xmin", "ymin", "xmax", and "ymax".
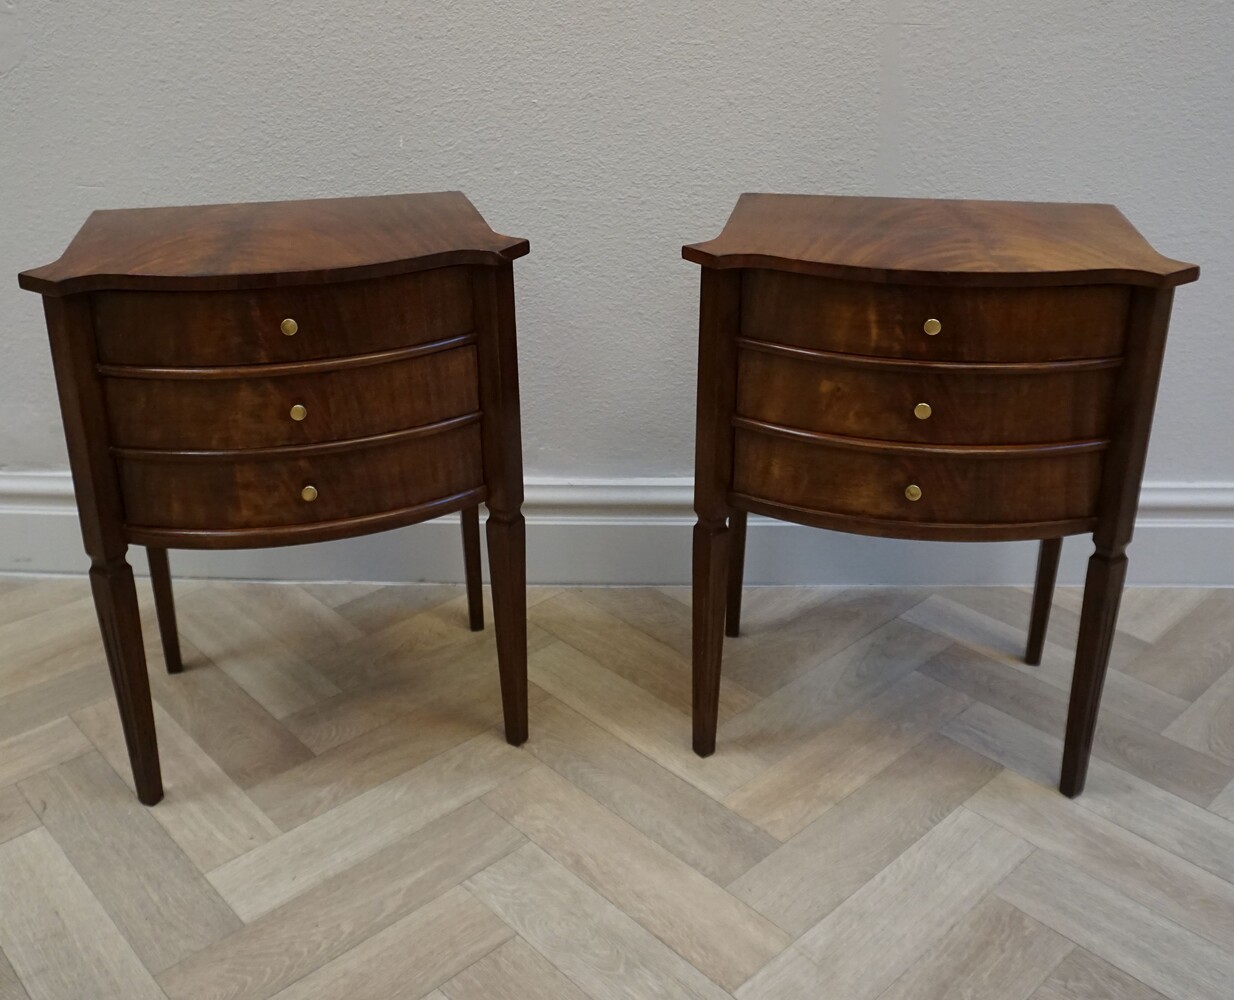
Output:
[
  {"xmin": 104, "ymin": 342, "xmax": 479, "ymax": 451},
  {"xmin": 736, "ymin": 341, "xmax": 1118, "ymax": 445}
]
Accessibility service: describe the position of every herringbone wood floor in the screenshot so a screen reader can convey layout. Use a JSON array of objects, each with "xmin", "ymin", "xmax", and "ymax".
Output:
[{"xmin": 1, "ymin": 575, "xmax": 1233, "ymax": 1000}]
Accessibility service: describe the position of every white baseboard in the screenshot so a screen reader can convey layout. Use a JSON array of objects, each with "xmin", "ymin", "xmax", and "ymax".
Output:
[{"xmin": 1, "ymin": 471, "xmax": 1231, "ymax": 585}]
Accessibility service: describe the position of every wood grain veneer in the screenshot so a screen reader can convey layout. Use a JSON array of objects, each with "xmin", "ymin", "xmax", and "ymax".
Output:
[
  {"xmin": 103, "ymin": 342, "xmax": 479, "ymax": 451},
  {"xmin": 737, "ymin": 342, "xmax": 1118, "ymax": 445},
  {"xmin": 732, "ymin": 425, "xmax": 1105, "ymax": 526},
  {"xmin": 686, "ymin": 193, "xmax": 1199, "ymax": 799},
  {"xmin": 19, "ymin": 191, "xmax": 528, "ymax": 295},
  {"xmin": 117, "ymin": 417, "xmax": 484, "ymax": 531},
  {"xmin": 740, "ymin": 269, "xmax": 1132, "ymax": 361},
  {"xmin": 685, "ymin": 194, "xmax": 1197, "ymax": 287},
  {"xmin": 92, "ymin": 266, "xmax": 474, "ymax": 367}
]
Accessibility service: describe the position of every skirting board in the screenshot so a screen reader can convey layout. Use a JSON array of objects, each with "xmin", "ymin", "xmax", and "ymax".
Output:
[{"xmin": 0, "ymin": 471, "xmax": 1232, "ymax": 585}]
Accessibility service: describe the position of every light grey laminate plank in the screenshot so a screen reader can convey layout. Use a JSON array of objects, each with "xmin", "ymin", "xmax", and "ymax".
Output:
[
  {"xmin": 208, "ymin": 732, "xmax": 533, "ymax": 920},
  {"xmin": 527, "ymin": 696, "xmax": 777, "ymax": 884},
  {"xmin": 467, "ymin": 844, "xmax": 731, "ymax": 1000},
  {"xmin": 729, "ymin": 734, "xmax": 1000, "ymax": 935},
  {"xmin": 0, "ymin": 718, "xmax": 90, "ymax": 788},
  {"xmin": 1031, "ymin": 948, "xmax": 1169, "ymax": 1000},
  {"xmin": 945, "ymin": 702, "xmax": 1234, "ymax": 885},
  {"xmin": 877, "ymin": 896, "xmax": 1072, "ymax": 1000},
  {"xmin": 922, "ymin": 643, "xmax": 1233, "ymax": 805},
  {"xmin": 968, "ymin": 768, "xmax": 1234, "ymax": 949},
  {"xmin": 160, "ymin": 800, "xmax": 522, "ymax": 1000},
  {"xmin": 795, "ymin": 808, "xmax": 1030, "ymax": 999},
  {"xmin": 528, "ymin": 641, "xmax": 765, "ymax": 800},
  {"xmin": 725, "ymin": 671, "xmax": 970, "ymax": 840},
  {"xmin": 267, "ymin": 885, "xmax": 511, "ymax": 1000},
  {"xmin": 0, "ymin": 785, "xmax": 38, "ymax": 846},
  {"xmin": 484, "ymin": 765, "xmax": 787, "ymax": 991},
  {"xmin": 997, "ymin": 851, "xmax": 1234, "ymax": 1000},
  {"xmin": 441, "ymin": 937, "xmax": 590, "ymax": 1000},
  {"xmin": 721, "ymin": 619, "xmax": 952, "ymax": 765},
  {"xmin": 0, "ymin": 828, "xmax": 163, "ymax": 1000},
  {"xmin": 73, "ymin": 699, "xmax": 279, "ymax": 870},
  {"xmin": 20, "ymin": 752, "xmax": 240, "ymax": 974}
]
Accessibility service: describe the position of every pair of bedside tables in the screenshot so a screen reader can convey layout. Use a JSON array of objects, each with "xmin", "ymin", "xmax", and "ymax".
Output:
[{"xmin": 21, "ymin": 191, "xmax": 1197, "ymax": 805}]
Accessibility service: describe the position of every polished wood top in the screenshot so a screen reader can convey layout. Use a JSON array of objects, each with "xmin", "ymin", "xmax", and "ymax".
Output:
[
  {"xmin": 683, "ymin": 194, "xmax": 1198, "ymax": 288},
  {"xmin": 20, "ymin": 191, "xmax": 529, "ymax": 296}
]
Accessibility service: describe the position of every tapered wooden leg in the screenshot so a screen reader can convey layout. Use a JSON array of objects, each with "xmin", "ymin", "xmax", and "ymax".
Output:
[
  {"xmin": 461, "ymin": 505, "xmax": 485, "ymax": 632},
  {"xmin": 487, "ymin": 511, "xmax": 527, "ymax": 746},
  {"xmin": 146, "ymin": 546, "xmax": 183, "ymax": 674},
  {"xmin": 690, "ymin": 267, "xmax": 740, "ymax": 757},
  {"xmin": 1059, "ymin": 549, "xmax": 1127, "ymax": 798},
  {"xmin": 90, "ymin": 555, "xmax": 162, "ymax": 805},
  {"xmin": 693, "ymin": 518, "xmax": 729, "ymax": 757},
  {"xmin": 1025, "ymin": 537, "xmax": 1062, "ymax": 666},
  {"xmin": 473, "ymin": 262, "xmax": 527, "ymax": 747},
  {"xmin": 725, "ymin": 510, "xmax": 747, "ymax": 638}
]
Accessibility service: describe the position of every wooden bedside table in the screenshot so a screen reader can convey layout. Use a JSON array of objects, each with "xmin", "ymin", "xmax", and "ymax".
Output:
[
  {"xmin": 19, "ymin": 192, "xmax": 530, "ymax": 805},
  {"xmin": 683, "ymin": 194, "xmax": 1199, "ymax": 797}
]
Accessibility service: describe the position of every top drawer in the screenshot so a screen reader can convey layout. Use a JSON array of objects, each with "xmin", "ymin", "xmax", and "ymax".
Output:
[
  {"xmin": 92, "ymin": 267, "xmax": 474, "ymax": 367},
  {"xmin": 741, "ymin": 270, "xmax": 1129, "ymax": 362}
]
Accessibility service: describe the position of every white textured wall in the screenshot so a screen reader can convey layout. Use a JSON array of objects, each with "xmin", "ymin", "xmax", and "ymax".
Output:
[{"xmin": 1, "ymin": 1, "xmax": 1231, "ymax": 579}]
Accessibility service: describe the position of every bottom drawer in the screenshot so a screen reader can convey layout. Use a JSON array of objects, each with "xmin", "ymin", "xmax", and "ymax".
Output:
[
  {"xmin": 118, "ymin": 419, "xmax": 483, "ymax": 531},
  {"xmin": 732, "ymin": 426, "xmax": 1103, "ymax": 526}
]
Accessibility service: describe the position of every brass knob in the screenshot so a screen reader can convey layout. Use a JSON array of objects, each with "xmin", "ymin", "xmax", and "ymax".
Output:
[
  {"xmin": 301, "ymin": 485, "xmax": 318, "ymax": 502},
  {"xmin": 289, "ymin": 403, "xmax": 308, "ymax": 422},
  {"xmin": 281, "ymin": 318, "xmax": 299, "ymax": 337},
  {"xmin": 923, "ymin": 318, "xmax": 942, "ymax": 336},
  {"xmin": 905, "ymin": 484, "xmax": 922, "ymax": 502},
  {"xmin": 913, "ymin": 402, "xmax": 933, "ymax": 420}
]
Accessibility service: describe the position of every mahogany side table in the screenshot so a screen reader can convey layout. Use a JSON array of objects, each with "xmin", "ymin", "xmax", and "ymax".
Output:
[
  {"xmin": 683, "ymin": 194, "xmax": 1198, "ymax": 797},
  {"xmin": 19, "ymin": 191, "xmax": 530, "ymax": 805}
]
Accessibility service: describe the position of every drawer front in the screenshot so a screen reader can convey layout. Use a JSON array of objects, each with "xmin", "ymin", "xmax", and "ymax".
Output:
[
  {"xmin": 93, "ymin": 267, "xmax": 473, "ymax": 366},
  {"xmin": 736, "ymin": 346, "xmax": 1117, "ymax": 445},
  {"xmin": 105, "ymin": 344, "xmax": 479, "ymax": 451},
  {"xmin": 741, "ymin": 270, "xmax": 1129, "ymax": 362},
  {"xmin": 117, "ymin": 420, "xmax": 483, "ymax": 531},
  {"xmin": 732, "ymin": 427, "xmax": 1103, "ymax": 525}
]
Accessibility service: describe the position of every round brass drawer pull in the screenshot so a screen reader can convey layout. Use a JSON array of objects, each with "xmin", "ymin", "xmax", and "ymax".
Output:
[
  {"xmin": 904, "ymin": 484, "xmax": 922, "ymax": 502},
  {"xmin": 289, "ymin": 403, "xmax": 308, "ymax": 422},
  {"xmin": 281, "ymin": 318, "xmax": 299, "ymax": 337},
  {"xmin": 923, "ymin": 318, "xmax": 942, "ymax": 336},
  {"xmin": 913, "ymin": 402, "xmax": 932, "ymax": 420},
  {"xmin": 300, "ymin": 484, "xmax": 318, "ymax": 502}
]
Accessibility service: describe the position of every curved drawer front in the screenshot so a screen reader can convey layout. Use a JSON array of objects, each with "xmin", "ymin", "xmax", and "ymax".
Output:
[
  {"xmin": 737, "ymin": 343, "xmax": 1118, "ymax": 445},
  {"xmin": 104, "ymin": 342, "xmax": 478, "ymax": 450},
  {"xmin": 741, "ymin": 270, "xmax": 1129, "ymax": 362},
  {"xmin": 93, "ymin": 267, "xmax": 473, "ymax": 366},
  {"xmin": 732, "ymin": 425, "xmax": 1103, "ymax": 526},
  {"xmin": 117, "ymin": 419, "xmax": 483, "ymax": 531}
]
